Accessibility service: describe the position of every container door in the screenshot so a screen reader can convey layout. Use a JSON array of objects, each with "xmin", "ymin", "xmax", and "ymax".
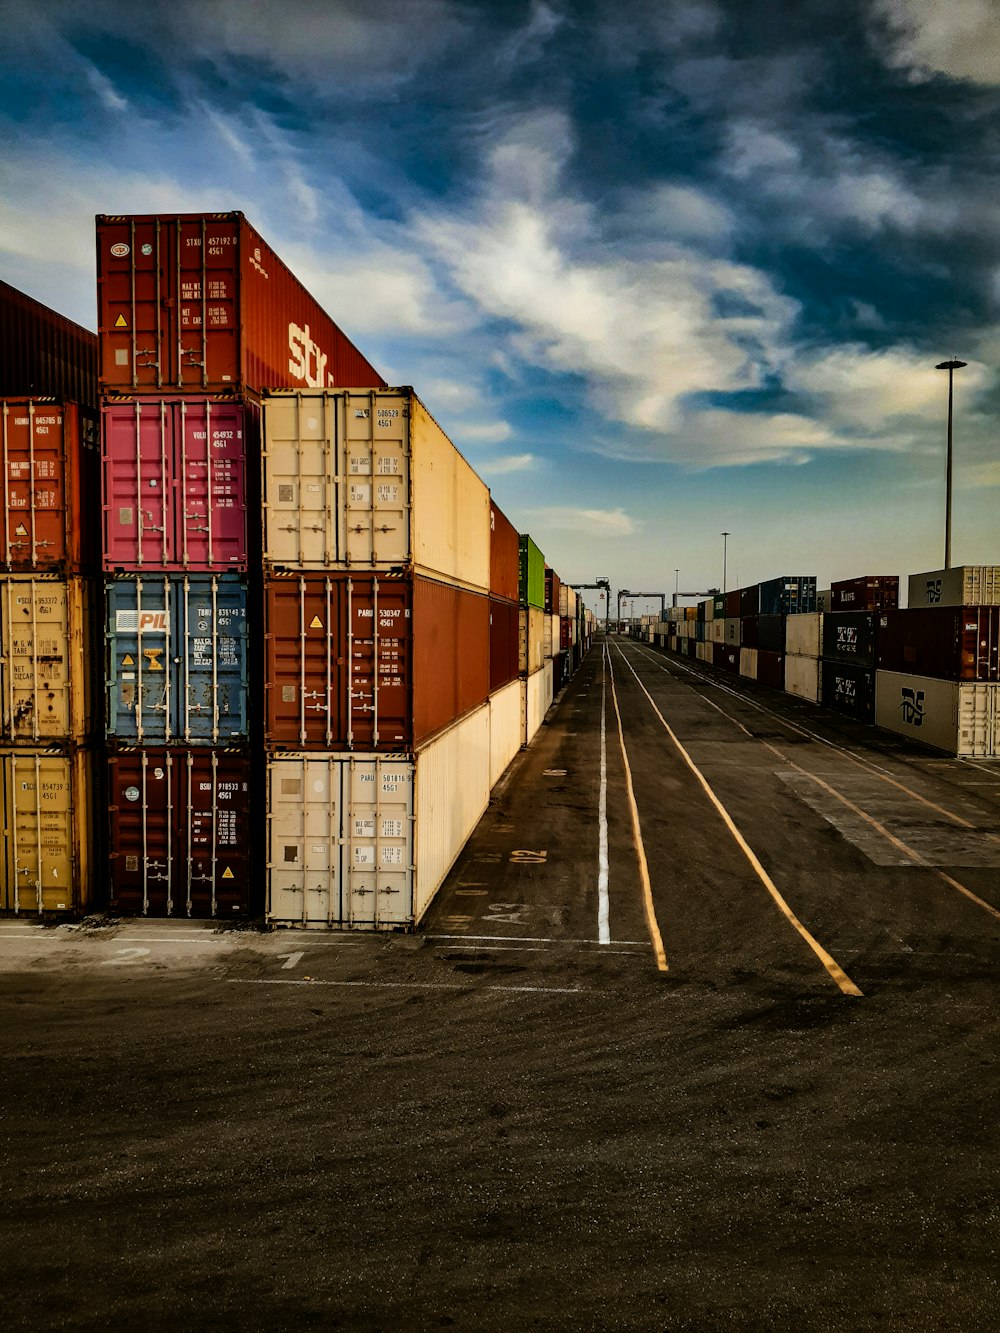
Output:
[
  {"xmin": 344, "ymin": 757, "xmax": 413, "ymax": 929},
  {"xmin": 102, "ymin": 399, "xmax": 171, "ymax": 568},
  {"xmin": 958, "ymin": 685, "xmax": 999, "ymax": 758},
  {"xmin": 106, "ymin": 578, "xmax": 172, "ymax": 742},
  {"xmin": 1, "ymin": 577, "xmax": 76, "ymax": 743},
  {"xmin": 263, "ymin": 392, "xmax": 339, "ymax": 567},
  {"xmin": 108, "ymin": 750, "xmax": 174, "ymax": 915},
  {"xmin": 177, "ymin": 400, "xmax": 248, "ymax": 570},
  {"xmin": 0, "ymin": 402, "xmax": 70, "ymax": 568},
  {"xmin": 3, "ymin": 752, "xmax": 79, "ymax": 914},
  {"xmin": 267, "ymin": 757, "xmax": 342, "ymax": 926},
  {"xmin": 181, "ymin": 751, "xmax": 251, "ymax": 917},
  {"xmin": 340, "ymin": 391, "xmax": 411, "ymax": 566},
  {"xmin": 178, "ymin": 575, "xmax": 248, "ymax": 743}
]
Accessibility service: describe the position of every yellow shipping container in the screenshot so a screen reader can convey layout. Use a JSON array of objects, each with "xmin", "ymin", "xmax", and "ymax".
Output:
[
  {"xmin": 1, "ymin": 746, "xmax": 96, "ymax": 914},
  {"xmin": 1, "ymin": 575, "xmax": 96, "ymax": 744}
]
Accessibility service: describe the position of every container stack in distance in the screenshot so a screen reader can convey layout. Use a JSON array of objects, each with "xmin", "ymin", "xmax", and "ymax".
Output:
[{"xmin": 0, "ymin": 281, "xmax": 101, "ymax": 915}]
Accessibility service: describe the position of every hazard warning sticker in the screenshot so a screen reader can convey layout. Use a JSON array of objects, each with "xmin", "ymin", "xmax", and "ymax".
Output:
[
  {"xmin": 221, "ymin": 867, "xmax": 234, "ymax": 880},
  {"xmin": 309, "ymin": 615, "xmax": 323, "ymax": 629},
  {"xmin": 114, "ymin": 314, "xmax": 128, "ymax": 328}
]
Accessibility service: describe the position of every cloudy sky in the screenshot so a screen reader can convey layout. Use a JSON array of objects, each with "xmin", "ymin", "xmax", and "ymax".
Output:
[{"xmin": 2, "ymin": 0, "xmax": 998, "ymax": 609}]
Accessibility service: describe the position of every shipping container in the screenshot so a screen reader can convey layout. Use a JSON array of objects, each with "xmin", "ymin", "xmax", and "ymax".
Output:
[
  {"xmin": 105, "ymin": 573, "xmax": 248, "ymax": 743},
  {"xmin": 696, "ymin": 642, "xmax": 712, "ymax": 663},
  {"xmin": 822, "ymin": 612, "xmax": 877, "ymax": 669},
  {"xmin": 0, "ymin": 279, "xmax": 97, "ymax": 409},
  {"xmin": 266, "ymin": 704, "xmax": 490, "ymax": 929},
  {"xmin": 740, "ymin": 586, "xmax": 760, "ymax": 618},
  {"xmin": 831, "ymin": 575, "xmax": 899, "ymax": 612},
  {"xmin": 759, "ymin": 575, "xmax": 817, "ymax": 615},
  {"xmin": 725, "ymin": 590, "xmax": 740, "ymax": 618},
  {"xmin": 519, "ymin": 606, "xmax": 546, "ymax": 676},
  {"xmin": 758, "ymin": 615, "xmax": 785, "ymax": 654},
  {"xmin": 489, "ymin": 596, "xmax": 520, "ymax": 695},
  {"xmin": 740, "ymin": 647, "xmax": 758, "ymax": 680},
  {"xmin": 107, "ymin": 747, "xmax": 252, "ymax": 917},
  {"xmin": 521, "ymin": 664, "xmax": 554, "ymax": 747},
  {"xmin": 786, "ymin": 612, "xmax": 822, "ymax": 659},
  {"xmin": 875, "ymin": 672, "xmax": 1000, "ymax": 757},
  {"xmin": 708, "ymin": 619, "xmax": 724, "ymax": 643},
  {"xmin": 490, "ymin": 500, "xmax": 520, "ymax": 604},
  {"xmin": 489, "ymin": 677, "xmax": 522, "ymax": 787},
  {"xmin": 560, "ymin": 616, "xmax": 573, "ymax": 653},
  {"xmin": 262, "ymin": 388, "xmax": 490, "ymax": 589},
  {"xmin": 1, "ymin": 399, "xmax": 98, "ymax": 571},
  {"xmin": 544, "ymin": 566, "xmax": 561, "ymax": 616},
  {"xmin": 821, "ymin": 661, "xmax": 875, "ymax": 723},
  {"xmin": 264, "ymin": 572, "xmax": 489, "ymax": 751},
  {"xmin": 756, "ymin": 650, "xmax": 784, "ymax": 691},
  {"xmin": 102, "ymin": 396, "xmax": 253, "ymax": 571},
  {"xmin": 519, "ymin": 536, "xmax": 545, "ymax": 609},
  {"xmin": 713, "ymin": 594, "xmax": 726, "ymax": 619},
  {"xmin": 1, "ymin": 745, "xmax": 95, "ymax": 914},
  {"xmin": 1, "ymin": 575, "xmax": 95, "ymax": 743},
  {"xmin": 876, "ymin": 607, "xmax": 999, "ymax": 683},
  {"xmin": 558, "ymin": 583, "xmax": 577, "ymax": 620},
  {"xmin": 549, "ymin": 613, "xmax": 560, "ymax": 660},
  {"xmin": 97, "ymin": 213, "xmax": 384, "ymax": 395},
  {"xmin": 725, "ymin": 617, "xmax": 740, "ymax": 645},
  {"xmin": 816, "ymin": 589, "xmax": 833, "ymax": 613},
  {"xmin": 742, "ymin": 616, "xmax": 759, "ymax": 649},
  {"xmin": 720, "ymin": 644, "xmax": 739, "ymax": 673},
  {"xmin": 908, "ymin": 566, "xmax": 1000, "ymax": 609},
  {"xmin": 785, "ymin": 653, "xmax": 822, "ymax": 703}
]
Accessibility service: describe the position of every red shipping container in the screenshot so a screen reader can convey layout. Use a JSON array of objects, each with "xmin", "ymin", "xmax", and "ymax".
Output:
[
  {"xmin": 97, "ymin": 213, "xmax": 385, "ymax": 396},
  {"xmin": 756, "ymin": 650, "xmax": 785, "ymax": 690},
  {"xmin": 489, "ymin": 499, "xmax": 520, "ymax": 604},
  {"xmin": 831, "ymin": 575, "xmax": 899, "ymax": 612},
  {"xmin": 0, "ymin": 279, "xmax": 97, "ymax": 409},
  {"xmin": 264, "ymin": 572, "xmax": 489, "ymax": 750},
  {"xmin": 725, "ymin": 589, "xmax": 740, "ymax": 617},
  {"xmin": 102, "ymin": 396, "xmax": 254, "ymax": 571},
  {"xmin": 489, "ymin": 596, "xmax": 520, "ymax": 694},
  {"xmin": 107, "ymin": 746, "xmax": 252, "ymax": 917},
  {"xmin": 560, "ymin": 616, "xmax": 572, "ymax": 652},
  {"xmin": 877, "ymin": 607, "xmax": 999, "ymax": 683},
  {"xmin": 1, "ymin": 400, "xmax": 98, "ymax": 570},
  {"xmin": 544, "ymin": 565, "xmax": 561, "ymax": 616}
]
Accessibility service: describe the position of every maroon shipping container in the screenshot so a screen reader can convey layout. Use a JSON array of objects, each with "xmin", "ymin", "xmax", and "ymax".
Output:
[
  {"xmin": 831, "ymin": 575, "xmax": 899, "ymax": 612},
  {"xmin": 757, "ymin": 650, "xmax": 785, "ymax": 690},
  {"xmin": 740, "ymin": 585, "xmax": 760, "ymax": 617},
  {"xmin": 107, "ymin": 746, "xmax": 252, "ymax": 917},
  {"xmin": 0, "ymin": 279, "xmax": 97, "ymax": 409},
  {"xmin": 720, "ymin": 644, "xmax": 739, "ymax": 673},
  {"xmin": 544, "ymin": 565, "xmax": 561, "ymax": 616},
  {"xmin": 712, "ymin": 641, "xmax": 728, "ymax": 669},
  {"xmin": 489, "ymin": 499, "xmax": 520, "ymax": 604},
  {"xmin": 102, "ymin": 396, "xmax": 254, "ymax": 571},
  {"xmin": 1, "ymin": 400, "xmax": 98, "ymax": 570},
  {"xmin": 742, "ymin": 615, "xmax": 759, "ymax": 649},
  {"xmin": 489, "ymin": 596, "xmax": 519, "ymax": 694},
  {"xmin": 97, "ymin": 213, "xmax": 385, "ymax": 396},
  {"xmin": 560, "ymin": 616, "xmax": 572, "ymax": 652},
  {"xmin": 264, "ymin": 572, "xmax": 489, "ymax": 750},
  {"xmin": 725, "ymin": 590, "xmax": 740, "ymax": 617},
  {"xmin": 877, "ymin": 607, "xmax": 999, "ymax": 683}
]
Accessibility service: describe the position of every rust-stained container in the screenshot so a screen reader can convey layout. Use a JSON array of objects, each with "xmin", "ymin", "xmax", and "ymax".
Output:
[
  {"xmin": 1, "ymin": 400, "xmax": 98, "ymax": 571},
  {"xmin": 908, "ymin": 566, "xmax": 1000, "ymax": 609},
  {"xmin": 1, "ymin": 575, "xmax": 96, "ymax": 744},
  {"xmin": 786, "ymin": 612, "xmax": 822, "ymax": 658},
  {"xmin": 490, "ymin": 499, "xmax": 520, "ymax": 604},
  {"xmin": 96, "ymin": 213, "xmax": 384, "ymax": 396},
  {"xmin": 1, "ymin": 745, "xmax": 96, "ymax": 914},
  {"xmin": 0, "ymin": 280, "xmax": 97, "ymax": 409},
  {"xmin": 266, "ymin": 704, "xmax": 491, "ymax": 929},
  {"xmin": 544, "ymin": 566, "xmax": 561, "ymax": 616},
  {"xmin": 831, "ymin": 575, "xmax": 899, "ymax": 612},
  {"xmin": 785, "ymin": 653, "xmax": 822, "ymax": 703},
  {"xmin": 876, "ymin": 607, "xmax": 999, "ymax": 683},
  {"xmin": 107, "ymin": 746, "xmax": 252, "ymax": 917},
  {"xmin": 264, "ymin": 572, "xmax": 489, "ymax": 751},
  {"xmin": 262, "ymin": 388, "xmax": 490, "ymax": 590},
  {"xmin": 756, "ymin": 649, "xmax": 785, "ymax": 690},
  {"xmin": 489, "ymin": 596, "xmax": 519, "ymax": 694},
  {"xmin": 102, "ymin": 396, "xmax": 255, "ymax": 571},
  {"xmin": 875, "ymin": 673, "xmax": 1000, "ymax": 757}
]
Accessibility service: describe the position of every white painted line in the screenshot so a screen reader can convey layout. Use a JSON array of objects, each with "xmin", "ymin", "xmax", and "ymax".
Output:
[
  {"xmin": 228, "ymin": 979, "xmax": 585, "ymax": 995},
  {"xmin": 437, "ymin": 944, "xmax": 551, "ymax": 952},
  {"xmin": 425, "ymin": 933, "xmax": 647, "ymax": 945},
  {"xmin": 598, "ymin": 646, "xmax": 611, "ymax": 945}
]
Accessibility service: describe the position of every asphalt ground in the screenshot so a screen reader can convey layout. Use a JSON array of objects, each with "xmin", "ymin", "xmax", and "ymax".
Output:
[{"xmin": 2, "ymin": 634, "xmax": 999, "ymax": 1331}]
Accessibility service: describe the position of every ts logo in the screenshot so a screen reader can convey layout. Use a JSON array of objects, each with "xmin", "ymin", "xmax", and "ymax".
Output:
[
  {"xmin": 924, "ymin": 580, "xmax": 942, "ymax": 604},
  {"xmin": 899, "ymin": 687, "xmax": 925, "ymax": 726}
]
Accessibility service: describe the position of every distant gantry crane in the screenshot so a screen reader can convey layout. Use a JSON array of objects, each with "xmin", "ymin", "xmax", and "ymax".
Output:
[
  {"xmin": 568, "ymin": 578, "xmax": 611, "ymax": 632},
  {"xmin": 617, "ymin": 589, "xmax": 667, "ymax": 625}
]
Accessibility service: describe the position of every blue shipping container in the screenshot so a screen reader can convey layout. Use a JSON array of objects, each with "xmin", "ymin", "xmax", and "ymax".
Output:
[
  {"xmin": 759, "ymin": 575, "xmax": 817, "ymax": 616},
  {"xmin": 106, "ymin": 574, "xmax": 248, "ymax": 743}
]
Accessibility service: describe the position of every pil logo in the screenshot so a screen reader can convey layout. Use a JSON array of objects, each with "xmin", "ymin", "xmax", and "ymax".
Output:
[
  {"xmin": 899, "ymin": 687, "xmax": 925, "ymax": 726},
  {"xmin": 116, "ymin": 609, "xmax": 170, "ymax": 633}
]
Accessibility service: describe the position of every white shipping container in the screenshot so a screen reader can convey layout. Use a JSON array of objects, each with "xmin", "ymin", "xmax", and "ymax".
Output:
[
  {"xmin": 262, "ymin": 388, "xmax": 490, "ymax": 591},
  {"xmin": 709, "ymin": 620, "xmax": 724, "ymax": 643},
  {"xmin": 876, "ymin": 672, "xmax": 1000, "ymax": 757},
  {"xmin": 521, "ymin": 665, "xmax": 554, "ymax": 748},
  {"xmin": 785, "ymin": 612, "xmax": 823, "ymax": 659},
  {"xmin": 558, "ymin": 585, "xmax": 577, "ymax": 619},
  {"xmin": 740, "ymin": 647, "xmax": 758, "ymax": 680},
  {"xmin": 519, "ymin": 606, "xmax": 546, "ymax": 675},
  {"xmin": 907, "ymin": 566, "xmax": 1000, "ymax": 609},
  {"xmin": 702, "ymin": 600, "xmax": 715, "ymax": 622},
  {"xmin": 696, "ymin": 642, "xmax": 712, "ymax": 663},
  {"xmin": 725, "ymin": 618, "xmax": 740, "ymax": 645},
  {"xmin": 267, "ymin": 704, "xmax": 491, "ymax": 929},
  {"xmin": 489, "ymin": 678, "xmax": 522, "ymax": 787},
  {"xmin": 785, "ymin": 653, "xmax": 822, "ymax": 703}
]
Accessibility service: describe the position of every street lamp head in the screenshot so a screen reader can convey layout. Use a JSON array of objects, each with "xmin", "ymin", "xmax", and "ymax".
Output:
[{"xmin": 936, "ymin": 359, "xmax": 967, "ymax": 371}]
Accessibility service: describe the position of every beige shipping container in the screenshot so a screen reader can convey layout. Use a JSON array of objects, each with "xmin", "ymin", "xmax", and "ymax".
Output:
[
  {"xmin": 740, "ymin": 647, "xmax": 758, "ymax": 680},
  {"xmin": 785, "ymin": 653, "xmax": 822, "ymax": 703},
  {"xmin": 786, "ymin": 612, "xmax": 822, "ymax": 659},
  {"xmin": 1, "ymin": 576, "xmax": 95, "ymax": 744},
  {"xmin": 875, "ymin": 671, "xmax": 1000, "ymax": 757},
  {"xmin": 559, "ymin": 585, "xmax": 577, "ymax": 618},
  {"xmin": 2, "ymin": 746, "xmax": 95, "ymax": 914},
  {"xmin": 519, "ymin": 606, "xmax": 546, "ymax": 675},
  {"xmin": 549, "ymin": 614, "xmax": 559, "ymax": 659},
  {"xmin": 266, "ymin": 703, "xmax": 491, "ymax": 928},
  {"xmin": 696, "ymin": 642, "xmax": 712, "ymax": 663},
  {"xmin": 489, "ymin": 678, "xmax": 521, "ymax": 786},
  {"xmin": 708, "ymin": 620, "xmax": 724, "ymax": 643},
  {"xmin": 725, "ymin": 618, "xmax": 740, "ymax": 645},
  {"xmin": 262, "ymin": 388, "xmax": 490, "ymax": 591},
  {"xmin": 521, "ymin": 665, "xmax": 553, "ymax": 748},
  {"xmin": 907, "ymin": 566, "xmax": 1000, "ymax": 609}
]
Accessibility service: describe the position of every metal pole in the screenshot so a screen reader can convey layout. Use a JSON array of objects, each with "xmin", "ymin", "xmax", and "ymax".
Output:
[
  {"xmin": 721, "ymin": 532, "xmax": 729, "ymax": 594},
  {"xmin": 935, "ymin": 359, "xmax": 966, "ymax": 570},
  {"xmin": 674, "ymin": 570, "xmax": 679, "ymax": 609}
]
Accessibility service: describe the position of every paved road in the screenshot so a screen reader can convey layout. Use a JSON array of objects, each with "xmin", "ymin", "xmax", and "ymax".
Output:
[{"xmin": 2, "ymin": 635, "xmax": 998, "ymax": 1330}]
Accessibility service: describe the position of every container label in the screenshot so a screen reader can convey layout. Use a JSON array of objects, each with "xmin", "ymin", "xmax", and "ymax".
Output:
[
  {"xmin": 899, "ymin": 688, "xmax": 925, "ymax": 726},
  {"xmin": 124, "ymin": 786, "xmax": 141, "ymax": 803},
  {"xmin": 116, "ymin": 610, "xmax": 169, "ymax": 633},
  {"xmin": 110, "ymin": 243, "xmax": 130, "ymax": 258}
]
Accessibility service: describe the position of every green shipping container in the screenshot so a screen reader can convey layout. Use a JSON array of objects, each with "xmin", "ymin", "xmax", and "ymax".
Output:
[
  {"xmin": 714, "ymin": 594, "xmax": 727, "ymax": 618},
  {"xmin": 518, "ymin": 535, "xmax": 545, "ymax": 610}
]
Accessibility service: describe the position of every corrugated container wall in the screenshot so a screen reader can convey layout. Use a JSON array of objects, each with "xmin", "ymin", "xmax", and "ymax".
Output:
[
  {"xmin": 1, "ymin": 746, "xmax": 96, "ymax": 914},
  {"xmin": 262, "ymin": 389, "xmax": 490, "ymax": 591},
  {"xmin": 489, "ymin": 500, "xmax": 519, "ymax": 604},
  {"xmin": 831, "ymin": 576, "xmax": 899, "ymax": 612},
  {"xmin": 785, "ymin": 654, "xmax": 822, "ymax": 703},
  {"xmin": 907, "ymin": 566, "xmax": 1000, "ymax": 609},
  {"xmin": 875, "ymin": 673, "xmax": 1000, "ymax": 757},
  {"xmin": 544, "ymin": 566, "xmax": 561, "ymax": 616},
  {"xmin": 1, "ymin": 575, "xmax": 96, "ymax": 744},
  {"xmin": 96, "ymin": 213, "xmax": 385, "ymax": 396},
  {"xmin": 759, "ymin": 576, "xmax": 817, "ymax": 615},
  {"xmin": 519, "ymin": 607, "xmax": 546, "ymax": 675},
  {"xmin": 0, "ymin": 279, "xmax": 98, "ymax": 409},
  {"xmin": 519, "ymin": 536, "xmax": 545, "ymax": 609},
  {"xmin": 489, "ymin": 597, "xmax": 520, "ymax": 694},
  {"xmin": 822, "ymin": 612, "xmax": 877, "ymax": 669},
  {"xmin": 785, "ymin": 613, "xmax": 822, "ymax": 659},
  {"xmin": 876, "ymin": 607, "xmax": 999, "ymax": 683},
  {"xmin": 822, "ymin": 662, "xmax": 875, "ymax": 723}
]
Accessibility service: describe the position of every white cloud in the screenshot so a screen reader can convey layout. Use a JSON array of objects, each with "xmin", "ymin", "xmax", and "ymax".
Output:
[
  {"xmin": 479, "ymin": 453, "xmax": 537, "ymax": 474},
  {"xmin": 525, "ymin": 506, "xmax": 640, "ymax": 536},
  {"xmin": 872, "ymin": 0, "xmax": 1000, "ymax": 85}
]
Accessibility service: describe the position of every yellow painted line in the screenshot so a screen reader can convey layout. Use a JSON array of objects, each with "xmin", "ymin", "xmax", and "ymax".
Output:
[
  {"xmin": 615, "ymin": 644, "xmax": 861, "ymax": 997},
  {"xmin": 606, "ymin": 646, "xmax": 668, "ymax": 972}
]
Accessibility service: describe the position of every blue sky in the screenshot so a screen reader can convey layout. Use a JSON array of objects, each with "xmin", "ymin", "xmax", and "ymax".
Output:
[{"xmin": 2, "ymin": 0, "xmax": 998, "ymax": 611}]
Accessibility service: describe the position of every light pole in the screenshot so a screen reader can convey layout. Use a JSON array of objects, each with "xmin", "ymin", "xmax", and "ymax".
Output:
[
  {"xmin": 721, "ymin": 532, "xmax": 730, "ymax": 594},
  {"xmin": 674, "ymin": 569, "xmax": 679, "ymax": 608},
  {"xmin": 935, "ymin": 358, "xmax": 966, "ymax": 570}
]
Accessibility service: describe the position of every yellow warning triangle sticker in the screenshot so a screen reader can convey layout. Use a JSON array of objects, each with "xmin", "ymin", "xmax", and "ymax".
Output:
[
  {"xmin": 114, "ymin": 314, "xmax": 128, "ymax": 328},
  {"xmin": 122, "ymin": 654, "xmax": 135, "ymax": 666},
  {"xmin": 221, "ymin": 866, "xmax": 234, "ymax": 880},
  {"xmin": 15, "ymin": 524, "xmax": 28, "ymax": 536},
  {"xmin": 310, "ymin": 615, "xmax": 323, "ymax": 629}
]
